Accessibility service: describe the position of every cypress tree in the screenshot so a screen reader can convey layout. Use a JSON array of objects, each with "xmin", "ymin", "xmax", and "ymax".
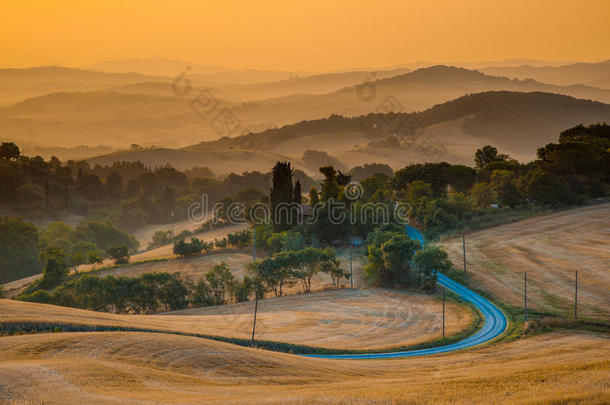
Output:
[
  {"xmin": 293, "ymin": 180, "xmax": 302, "ymax": 204},
  {"xmin": 270, "ymin": 161, "xmax": 294, "ymax": 231}
]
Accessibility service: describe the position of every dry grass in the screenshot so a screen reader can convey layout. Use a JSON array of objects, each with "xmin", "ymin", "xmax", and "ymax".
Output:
[
  {"xmin": 441, "ymin": 204, "xmax": 610, "ymax": 320},
  {"xmin": 1, "ymin": 224, "xmax": 248, "ymax": 298},
  {"xmin": 1, "ymin": 206, "xmax": 609, "ymax": 403},
  {"xmin": 0, "ymin": 287, "xmax": 472, "ymax": 350},
  {"xmin": 0, "ymin": 330, "xmax": 607, "ymax": 404}
]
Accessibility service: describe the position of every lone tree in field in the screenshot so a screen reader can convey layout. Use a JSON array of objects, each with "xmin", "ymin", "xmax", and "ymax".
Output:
[
  {"xmin": 270, "ymin": 161, "xmax": 294, "ymax": 231},
  {"xmin": 107, "ymin": 245, "xmax": 130, "ymax": 265}
]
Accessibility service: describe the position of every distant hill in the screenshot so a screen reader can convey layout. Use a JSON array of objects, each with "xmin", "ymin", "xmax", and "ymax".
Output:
[
  {"xmin": 4, "ymin": 65, "xmax": 610, "ymax": 149},
  {"xmin": 86, "ymin": 58, "xmax": 310, "ymax": 85},
  {"xmin": 196, "ymin": 90, "xmax": 610, "ymax": 155},
  {"xmin": 84, "ymin": 58, "xmax": 226, "ymax": 76},
  {"xmin": 86, "ymin": 91, "xmax": 610, "ymax": 174},
  {"xmin": 481, "ymin": 60, "xmax": 610, "ymax": 89},
  {"xmin": 0, "ymin": 66, "xmax": 167, "ymax": 106},
  {"xmin": 110, "ymin": 68, "xmax": 412, "ymax": 101},
  {"xmin": 211, "ymin": 68, "xmax": 412, "ymax": 101}
]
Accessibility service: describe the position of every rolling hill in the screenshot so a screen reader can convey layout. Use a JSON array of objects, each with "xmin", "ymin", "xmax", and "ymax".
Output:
[
  {"xmin": 4, "ymin": 65, "xmax": 610, "ymax": 150},
  {"xmin": 85, "ymin": 91, "xmax": 610, "ymax": 173},
  {"xmin": 481, "ymin": 60, "xmax": 610, "ymax": 89},
  {"xmin": 0, "ymin": 318, "xmax": 606, "ymax": 403},
  {"xmin": 0, "ymin": 66, "xmax": 167, "ymax": 106},
  {"xmin": 441, "ymin": 204, "xmax": 610, "ymax": 321}
]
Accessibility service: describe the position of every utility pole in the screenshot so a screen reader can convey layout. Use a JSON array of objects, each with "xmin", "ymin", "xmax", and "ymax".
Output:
[
  {"xmin": 442, "ymin": 287, "xmax": 445, "ymax": 340},
  {"xmin": 523, "ymin": 272, "xmax": 527, "ymax": 322},
  {"xmin": 575, "ymin": 270, "xmax": 578, "ymax": 320},
  {"xmin": 462, "ymin": 233, "xmax": 467, "ymax": 275},
  {"xmin": 251, "ymin": 228, "xmax": 258, "ymax": 346},
  {"xmin": 170, "ymin": 209, "xmax": 175, "ymax": 241},
  {"xmin": 350, "ymin": 243, "xmax": 353, "ymax": 289}
]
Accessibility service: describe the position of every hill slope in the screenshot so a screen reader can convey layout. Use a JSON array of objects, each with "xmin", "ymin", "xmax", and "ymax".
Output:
[
  {"xmin": 0, "ymin": 66, "xmax": 167, "ymax": 106},
  {"xmin": 4, "ymin": 66, "xmax": 610, "ymax": 149},
  {"xmin": 0, "ymin": 330, "xmax": 606, "ymax": 404},
  {"xmin": 482, "ymin": 60, "xmax": 610, "ymax": 89},
  {"xmin": 442, "ymin": 204, "xmax": 610, "ymax": 321},
  {"xmin": 85, "ymin": 90, "xmax": 610, "ymax": 173},
  {"xmin": 0, "ymin": 287, "xmax": 473, "ymax": 351}
]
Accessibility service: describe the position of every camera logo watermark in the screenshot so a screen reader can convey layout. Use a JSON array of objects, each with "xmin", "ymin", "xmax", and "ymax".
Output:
[
  {"xmin": 171, "ymin": 67, "xmax": 261, "ymax": 159},
  {"xmin": 354, "ymin": 73, "xmax": 447, "ymax": 160}
]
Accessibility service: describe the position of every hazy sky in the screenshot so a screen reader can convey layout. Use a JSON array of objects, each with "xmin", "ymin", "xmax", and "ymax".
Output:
[{"xmin": 2, "ymin": 0, "xmax": 609, "ymax": 71}]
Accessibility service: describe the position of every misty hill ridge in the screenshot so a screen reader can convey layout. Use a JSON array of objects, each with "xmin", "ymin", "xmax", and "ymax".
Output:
[
  {"xmin": 84, "ymin": 90, "xmax": 610, "ymax": 175},
  {"xmin": 481, "ymin": 60, "xmax": 610, "ymax": 88},
  {"xmin": 195, "ymin": 90, "xmax": 610, "ymax": 151},
  {"xmin": 3, "ymin": 65, "xmax": 610, "ymax": 149},
  {"xmin": 0, "ymin": 66, "xmax": 166, "ymax": 83},
  {"xmin": 347, "ymin": 65, "xmax": 610, "ymax": 97}
]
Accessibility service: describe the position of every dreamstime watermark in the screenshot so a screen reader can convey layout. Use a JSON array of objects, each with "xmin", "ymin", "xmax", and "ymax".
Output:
[
  {"xmin": 354, "ymin": 74, "xmax": 447, "ymax": 160},
  {"xmin": 171, "ymin": 67, "xmax": 262, "ymax": 159},
  {"xmin": 187, "ymin": 181, "xmax": 411, "ymax": 226}
]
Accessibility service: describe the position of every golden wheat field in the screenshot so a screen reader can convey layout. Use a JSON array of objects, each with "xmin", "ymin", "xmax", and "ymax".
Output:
[
  {"xmin": 441, "ymin": 204, "xmax": 610, "ymax": 320},
  {"xmin": 0, "ymin": 330, "xmax": 608, "ymax": 404},
  {"xmin": 2, "ymin": 207, "xmax": 610, "ymax": 403},
  {"xmin": 0, "ymin": 286, "xmax": 473, "ymax": 351}
]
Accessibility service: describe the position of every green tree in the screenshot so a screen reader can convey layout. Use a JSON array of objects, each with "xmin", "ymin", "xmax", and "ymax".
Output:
[
  {"xmin": 293, "ymin": 179, "xmax": 302, "ymax": 203},
  {"xmin": 86, "ymin": 250, "xmax": 104, "ymax": 269},
  {"xmin": 0, "ymin": 216, "xmax": 41, "ymax": 284},
  {"xmin": 107, "ymin": 245, "xmax": 130, "ymax": 265},
  {"xmin": 157, "ymin": 272, "xmax": 189, "ymax": 311},
  {"xmin": 40, "ymin": 247, "xmax": 69, "ymax": 289},
  {"xmin": 320, "ymin": 256, "xmax": 350, "ymax": 288},
  {"xmin": 0, "ymin": 142, "xmax": 20, "ymax": 160},
  {"xmin": 150, "ymin": 230, "xmax": 172, "ymax": 248},
  {"xmin": 292, "ymin": 247, "xmax": 335, "ymax": 293},
  {"xmin": 470, "ymin": 183, "xmax": 494, "ymax": 208},
  {"xmin": 105, "ymin": 171, "xmax": 124, "ymax": 200},
  {"xmin": 270, "ymin": 161, "xmax": 294, "ymax": 231},
  {"xmin": 192, "ymin": 278, "xmax": 213, "ymax": 306},
  {"xmin": 74, "ymin": 221, "xmax": 139, "ymax": 252},
  {"xmin": 319, "ymin": 166, "xmax": 339, "ymax": 201},
  {"xmin": 229, "ymin": 275, "xmax": 253, "ymax": 302},
  {"xmin": 309, "ymin": 187, "xmax": 319, "ymax": 206},
  {"xmin": 205, "ymin": 262, "xmax": 235, "ymax": 304},
  {"xmin": 521, "ymin": 167, "xmax": 573, "ymax": 206},
  {"xmin": 475, "ymin": 145, "xmax": 509, "ymax": 169},
  {"xmin": 70, "ymin": 241, "xmax": 97, "ymax": 270},
  {"xmin": 379, "ymin": 234, "xmax": 420, "ymax": 286},
  {"xmin": 414, "ymin": 246, "xmax": 452, "ymax": 292},
  {"xmin": 490, "ymin": 170, "xmax": 520, "ymax": 207},
  {"xmin": 365, "ymin": 227, "xmax": 420, "ymax": 287}
]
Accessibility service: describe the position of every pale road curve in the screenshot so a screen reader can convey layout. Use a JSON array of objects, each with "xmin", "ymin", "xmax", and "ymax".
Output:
[{"xmin": 302, "ymin": 225, "xmax": 508, "ymax": 359}]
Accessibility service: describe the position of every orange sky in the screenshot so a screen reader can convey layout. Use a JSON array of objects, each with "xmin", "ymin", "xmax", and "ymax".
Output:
[{"xmin": 1, "ymin": 0, "xmax": 609, "ymax": 71}]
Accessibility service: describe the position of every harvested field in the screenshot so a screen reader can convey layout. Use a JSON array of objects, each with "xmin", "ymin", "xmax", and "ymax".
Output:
[
  {"xmin": 0, "ymin": 286, "xmax": 473, "ymax": 350},
  {"xmin": 1, "ymin": 224, "xmax": 248, "ymax": 298},
  {"xmin": 0, "ymin": 330, "xmax": 607, "ymax": 404},
  {"xmin": 441, "ymin": 204, "xmax": 610, "ymax": 320}
]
